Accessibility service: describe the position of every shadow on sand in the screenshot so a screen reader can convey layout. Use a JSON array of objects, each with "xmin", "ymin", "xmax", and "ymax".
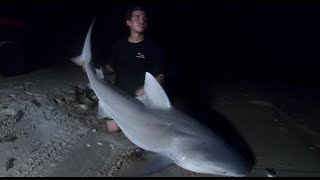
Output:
[{"xmin": 166, "ymin": 79, "xmax": 256, "ymax": 173}]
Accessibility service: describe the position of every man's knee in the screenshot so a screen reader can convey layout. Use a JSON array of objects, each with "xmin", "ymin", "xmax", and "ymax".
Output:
[{"xmin": 106, "ymin": 120, "xmax": 121, "ymax": 133}]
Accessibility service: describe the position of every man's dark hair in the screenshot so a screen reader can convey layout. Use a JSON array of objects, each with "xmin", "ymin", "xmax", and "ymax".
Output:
[{"xmin": 125, "ymin": 6, "xmax": 147, "ymax": 21}]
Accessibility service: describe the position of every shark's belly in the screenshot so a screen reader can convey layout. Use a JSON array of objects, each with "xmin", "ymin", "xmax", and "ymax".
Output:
[{"xmin": 112, "ymin": 109, "xmax": 173, "ymax": 152}]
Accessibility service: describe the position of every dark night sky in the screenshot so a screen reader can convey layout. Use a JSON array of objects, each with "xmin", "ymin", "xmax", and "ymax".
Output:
[{"xmin": 1, "ymin": 1, "xmax": 320, "ymax": 89}]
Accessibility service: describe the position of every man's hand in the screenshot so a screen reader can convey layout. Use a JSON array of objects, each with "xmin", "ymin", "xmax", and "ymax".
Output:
[
  {"xmin": 135, "ymin": 87, "xmax": 145, "ymax": 96},
  {"xmin": 105, "ymin": 64, "xmax": 115, "ymax": 74},
  {"xmin": 104, "ymin": 64, "xmax": 116, "ymax": 84},
  {"xmin": 135, "ymin": 74, "xmax": 164, "ymax": 96}
]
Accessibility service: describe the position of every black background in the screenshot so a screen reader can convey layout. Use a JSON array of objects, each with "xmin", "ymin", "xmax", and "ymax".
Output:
[{"xmin": 1, "ymin": 1, "xmax": 320, "ymax": 91}]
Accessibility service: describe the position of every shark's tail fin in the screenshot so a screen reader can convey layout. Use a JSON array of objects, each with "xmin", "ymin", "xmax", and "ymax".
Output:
[
  {"xmin": 71, "ymin": 17, "xmax": 109, "ymax": 117},
  {"xmin": 71, "ymin": 55, "xmax": 84, "ymax": 66},
  {"xmin": 71, "ymin": 17, "xmax": 98, "ymax": 90},
  {"xmin": 71, "ymin": 17, "xmax": 96, "ymax": 66}
]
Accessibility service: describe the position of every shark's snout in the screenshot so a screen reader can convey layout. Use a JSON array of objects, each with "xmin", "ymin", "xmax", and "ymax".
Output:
[{"xmin": 173, "ymin": 136, "xmax": 254, "ymax": 177}]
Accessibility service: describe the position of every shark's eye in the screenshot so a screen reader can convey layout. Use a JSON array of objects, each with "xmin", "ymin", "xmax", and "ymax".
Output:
[{"xmin": 202, "ymin": 141, "xmax": 206, "ymax": 144}]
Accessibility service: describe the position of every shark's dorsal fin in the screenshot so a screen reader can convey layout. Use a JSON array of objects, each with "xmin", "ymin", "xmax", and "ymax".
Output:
[{"xmin": 143, "ymin": 72, "xmax": 172, "ymax": 109}]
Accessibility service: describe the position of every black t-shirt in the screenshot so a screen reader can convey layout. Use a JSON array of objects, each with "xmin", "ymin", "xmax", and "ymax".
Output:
[{"xmin": 107, "ymin": 36, "xmax": 165, "ymax": 96}]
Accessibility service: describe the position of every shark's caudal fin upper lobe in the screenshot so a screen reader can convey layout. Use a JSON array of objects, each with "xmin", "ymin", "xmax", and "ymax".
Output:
[
  {"xmin": 71, "ymin": 18, "xmax": 95, "ymax": 66},
  {"xmin": 70, "ymin": 18, "xmax": 104, "ymax": 89}
]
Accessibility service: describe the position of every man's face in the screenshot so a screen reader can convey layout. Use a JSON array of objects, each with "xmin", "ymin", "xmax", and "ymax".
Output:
[{"xmin": 126, "ymin": 10, "xmax": 147, "ymax": 34}]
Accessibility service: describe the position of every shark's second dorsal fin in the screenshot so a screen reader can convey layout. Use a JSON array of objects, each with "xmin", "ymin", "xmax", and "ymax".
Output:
[{"xmin": 142, "ymin": 72, "xmax": 172, "ymax": 109}]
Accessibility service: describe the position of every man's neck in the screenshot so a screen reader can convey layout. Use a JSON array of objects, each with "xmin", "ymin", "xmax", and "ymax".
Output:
[{"xmin": 128, "ymin": 32, "xmax": 144, "ymax": 43}]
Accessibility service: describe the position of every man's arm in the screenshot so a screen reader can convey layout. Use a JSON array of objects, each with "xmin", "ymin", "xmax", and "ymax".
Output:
[
  {"xmin": 105, "ymin": 64, "xmax": 116, "ymax": 74},
  {"xmin": 153, "ymin": 42, "xmax": 166, "ymax": 85},
  {"xmin": 103, "ymin": 40, "xmax": 119, "ymax": 84},
  {"xmin": 104, "ymin": 64, "xmax": 116, "ymax": 84}
]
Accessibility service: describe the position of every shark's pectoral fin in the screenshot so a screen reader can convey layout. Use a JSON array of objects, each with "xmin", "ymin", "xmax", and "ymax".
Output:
[
  {"xmin": 129, "ymin": 153, "xmax": 174, "ymax": 177},
  {"xmin": 143, "ymin": 72, "xmax": 172, "ymax": 109}
]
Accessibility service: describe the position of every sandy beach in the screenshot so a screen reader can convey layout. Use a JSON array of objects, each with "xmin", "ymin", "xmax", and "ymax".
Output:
[{"xmin": 0, "ymin": 62, "xmax": 320, "ymax": 177}]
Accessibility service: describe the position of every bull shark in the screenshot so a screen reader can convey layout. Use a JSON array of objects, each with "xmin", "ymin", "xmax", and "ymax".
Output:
[{"xmin": 71, "ymin": 19, "xmax": 254, "ymax": 177}]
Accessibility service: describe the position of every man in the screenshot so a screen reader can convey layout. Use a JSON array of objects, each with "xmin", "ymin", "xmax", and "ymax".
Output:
[{"xmin": 83, "ymin": 6, "xmax": 166, "ymax": 133}]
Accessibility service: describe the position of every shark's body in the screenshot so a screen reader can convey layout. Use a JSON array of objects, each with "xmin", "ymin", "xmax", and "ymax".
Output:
[{"xmin": 71, "ymin": 19, "xmax": 253, "ymax": 177}]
